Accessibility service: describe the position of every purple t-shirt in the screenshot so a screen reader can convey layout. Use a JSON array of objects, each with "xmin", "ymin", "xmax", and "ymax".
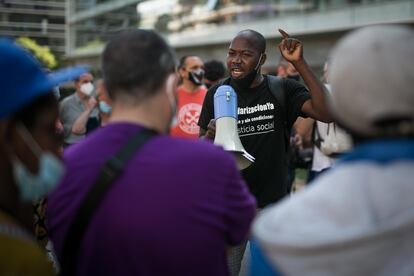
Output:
[{"xmin": 47, "ymin": 123, "xmax": 256, "ymax": 276}]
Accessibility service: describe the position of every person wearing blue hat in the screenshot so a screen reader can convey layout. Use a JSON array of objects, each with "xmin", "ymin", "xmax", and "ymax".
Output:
[{"xmin": 0, "ymin": 38, "xmax": 86, "ymax": 274}]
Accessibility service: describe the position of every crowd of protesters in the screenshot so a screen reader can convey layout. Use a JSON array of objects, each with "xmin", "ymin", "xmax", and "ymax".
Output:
[{"xmin": 0, "ymin": 23, "xmax": 413, "ymax": 276}]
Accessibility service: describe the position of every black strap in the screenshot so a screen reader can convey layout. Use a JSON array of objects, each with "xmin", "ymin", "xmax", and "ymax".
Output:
[
  {"xmin": 60, "ymin": 128, "xmax": 157, "ymax": 276},
  {"xmin": 266, "ymin": 75, "xmax": 286, "ymax": 124},
  {"xmin": 266, "ymin": 75, "xmax": 290, "ymax": 151}
]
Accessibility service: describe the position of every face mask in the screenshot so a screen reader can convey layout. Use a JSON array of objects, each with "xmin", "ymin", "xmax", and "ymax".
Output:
[
  {"xmin": 99, "ymin": 101, "xmax": 112, "ymax": 114},
  {"xmin": 12, "ymin": 124, "xmax": 64, "ymax": 202},
  {"xmin": 231, "ymin": 53, "xmax": 263, "ymax": 90},
  {"xmin": 80, "ymin": 82, "xmax": 94, "ymax": 96},
  {"xmin": 188, "ymin": 69, "xmax": 204, "ymax": 86}
]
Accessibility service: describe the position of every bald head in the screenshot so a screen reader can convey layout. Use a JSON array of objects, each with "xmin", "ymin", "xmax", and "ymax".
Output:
[{"xmin": 235, "ymin": 30, "xmax": 266, "ymax": 54}]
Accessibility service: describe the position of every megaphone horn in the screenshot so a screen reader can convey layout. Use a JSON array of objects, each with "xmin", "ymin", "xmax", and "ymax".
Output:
[{"xmin": 214, "ymin": 85, "xmax": 255, "ymax": 170}]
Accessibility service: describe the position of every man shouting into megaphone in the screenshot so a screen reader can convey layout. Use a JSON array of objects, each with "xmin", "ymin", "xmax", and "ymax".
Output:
[{"xmin": 198, "ymin": 28, "xmax": 333, "ymax": 275}]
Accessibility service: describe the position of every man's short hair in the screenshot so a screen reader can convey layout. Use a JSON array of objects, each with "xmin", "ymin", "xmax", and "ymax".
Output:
[
  {"xmin": 204, "ymin": 60, "xmax": 226, "ymax": 82},
  {"xmin": 102, "ymin": 29, "xmax": 176, "ymax": 101},
  {"xmin": 236, "ymin": 29, "xmax": 266, "ymax": 54}
]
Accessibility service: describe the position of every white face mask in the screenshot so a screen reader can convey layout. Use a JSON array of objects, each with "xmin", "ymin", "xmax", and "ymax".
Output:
[
  {"xmin": 12, "ymin": 124, "xmax": 64, "ymax": 202},
  {"xmin": 80, "ymin": 82, "xmax": 94, "ymax": 96}
]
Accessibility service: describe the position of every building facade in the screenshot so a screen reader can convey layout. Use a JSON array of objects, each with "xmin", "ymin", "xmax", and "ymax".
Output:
[
  {"xmin": 0, "ymin": 0, "xmax": 65, "ymax": 56},
  {"xmin": 65, "ymin": 0, "xmax": 414, "ymax": 72}
]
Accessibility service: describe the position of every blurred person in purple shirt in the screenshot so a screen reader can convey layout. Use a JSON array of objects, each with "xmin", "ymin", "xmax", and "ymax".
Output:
[{"xmin": 47, "ymin": 29, "xmax": 256, "ymax": 276}]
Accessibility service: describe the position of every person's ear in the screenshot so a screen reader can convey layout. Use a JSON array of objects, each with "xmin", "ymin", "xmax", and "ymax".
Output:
[
  {"xmin": 3, "ymin": 119, "xmax": 24, "ymax": 161},
  {"xmin": 260, "ymin": 53, "xmax": 267, "ymax": 66},
  {"xmin": 74, "ymin": 80, "xmax": 81, "ymax": 91},
  {"xmin": 166, "ymin": 73, "xmax": 178, "ymax": 96},
  {"xmin": 4, "ymin": 119, "xmax": 39, "ymax": 174},
  {"xmin": 179, "ymin": 67, "xmax": 187, "ymax": 79}
]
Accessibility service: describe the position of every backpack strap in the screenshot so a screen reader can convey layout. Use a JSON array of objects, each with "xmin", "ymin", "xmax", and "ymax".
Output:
[
  {"xmin": 266, "ymin": 76, "xmax": 286, "ymax": 124},
  {"xmin": 60, "ymin": 128, "xmax": 158, "ymax": 276}
]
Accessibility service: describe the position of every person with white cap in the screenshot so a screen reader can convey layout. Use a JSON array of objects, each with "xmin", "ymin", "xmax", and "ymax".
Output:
[
  {"xmin": 251, "ymin": 24, "xmax": 414, "ymax": 276},
  {"xmin": 0, "ymin": 39, "xmax": 86, "ymax": 274}
]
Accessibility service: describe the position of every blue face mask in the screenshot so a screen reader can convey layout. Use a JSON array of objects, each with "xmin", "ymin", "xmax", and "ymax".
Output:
[
  {"xmin": 99, "ymin": 101, "xmax": 112, "ymax": 114},
  {"xmin": 12, "ymin": 124, "xmax": 65, "ymax": 202}
]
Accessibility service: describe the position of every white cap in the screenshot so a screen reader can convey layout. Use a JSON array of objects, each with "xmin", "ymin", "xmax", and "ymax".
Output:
[{"xmin": 329, "ymin": 25, "xmax": 414, "ymax": 137}]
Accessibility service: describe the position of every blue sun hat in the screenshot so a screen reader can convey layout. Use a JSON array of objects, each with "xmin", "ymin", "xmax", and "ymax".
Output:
[{"xmin": 0, "ymin": 38, "xmax": 88, "ymax": 118}]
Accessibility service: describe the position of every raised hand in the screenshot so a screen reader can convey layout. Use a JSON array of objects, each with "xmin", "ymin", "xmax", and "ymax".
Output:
[
  {"xmin": 85, "ymin": 96, "xmax": 97, "ymax": 111},
  {"xmin": 278, "ymin": 29, "xmax": 303, "ymax": 63}
]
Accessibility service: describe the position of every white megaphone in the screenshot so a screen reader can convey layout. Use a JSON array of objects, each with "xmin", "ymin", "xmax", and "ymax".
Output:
[{"xmin": 214, "ymin": 85, "xmax": 255, "ymax": 170}]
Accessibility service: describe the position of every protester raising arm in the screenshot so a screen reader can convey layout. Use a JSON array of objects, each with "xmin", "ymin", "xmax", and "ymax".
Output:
[
  {"xmin": 278, "ymin": 29, "xmax": 333, "ymax": 123},
  {"xmin": 71, "ymin": 97, "xmax": 97, "ymax": 135}
]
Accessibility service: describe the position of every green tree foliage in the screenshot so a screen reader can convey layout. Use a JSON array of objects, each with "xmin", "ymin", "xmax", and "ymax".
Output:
[{"xmin": 16, "ymin": 37, "xmax": 58, "ymax": 69}]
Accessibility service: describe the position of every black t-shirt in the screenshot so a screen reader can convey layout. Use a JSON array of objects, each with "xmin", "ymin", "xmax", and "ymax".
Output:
[{"xmin": 198, "ymin": 75, "xmax": 310, "ymax": 207}]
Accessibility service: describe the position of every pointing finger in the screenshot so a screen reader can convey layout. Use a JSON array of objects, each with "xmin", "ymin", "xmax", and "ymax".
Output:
[
  {"xmin": 278, "ymin": 41, "xmax": 284, "ymax": 52},
  {"xmin": 287, "ymin": 39, "xmax": 293, "ymax": 52},
  {"xmin": 278, "ymin": 28, "xmax": 289, "ymax": 39}
]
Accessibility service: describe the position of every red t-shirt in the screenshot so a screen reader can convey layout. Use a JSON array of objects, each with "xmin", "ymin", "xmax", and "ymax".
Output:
[{"xmin": 170, "ymin": 86, "xmax": 207, "ymax": 139}]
